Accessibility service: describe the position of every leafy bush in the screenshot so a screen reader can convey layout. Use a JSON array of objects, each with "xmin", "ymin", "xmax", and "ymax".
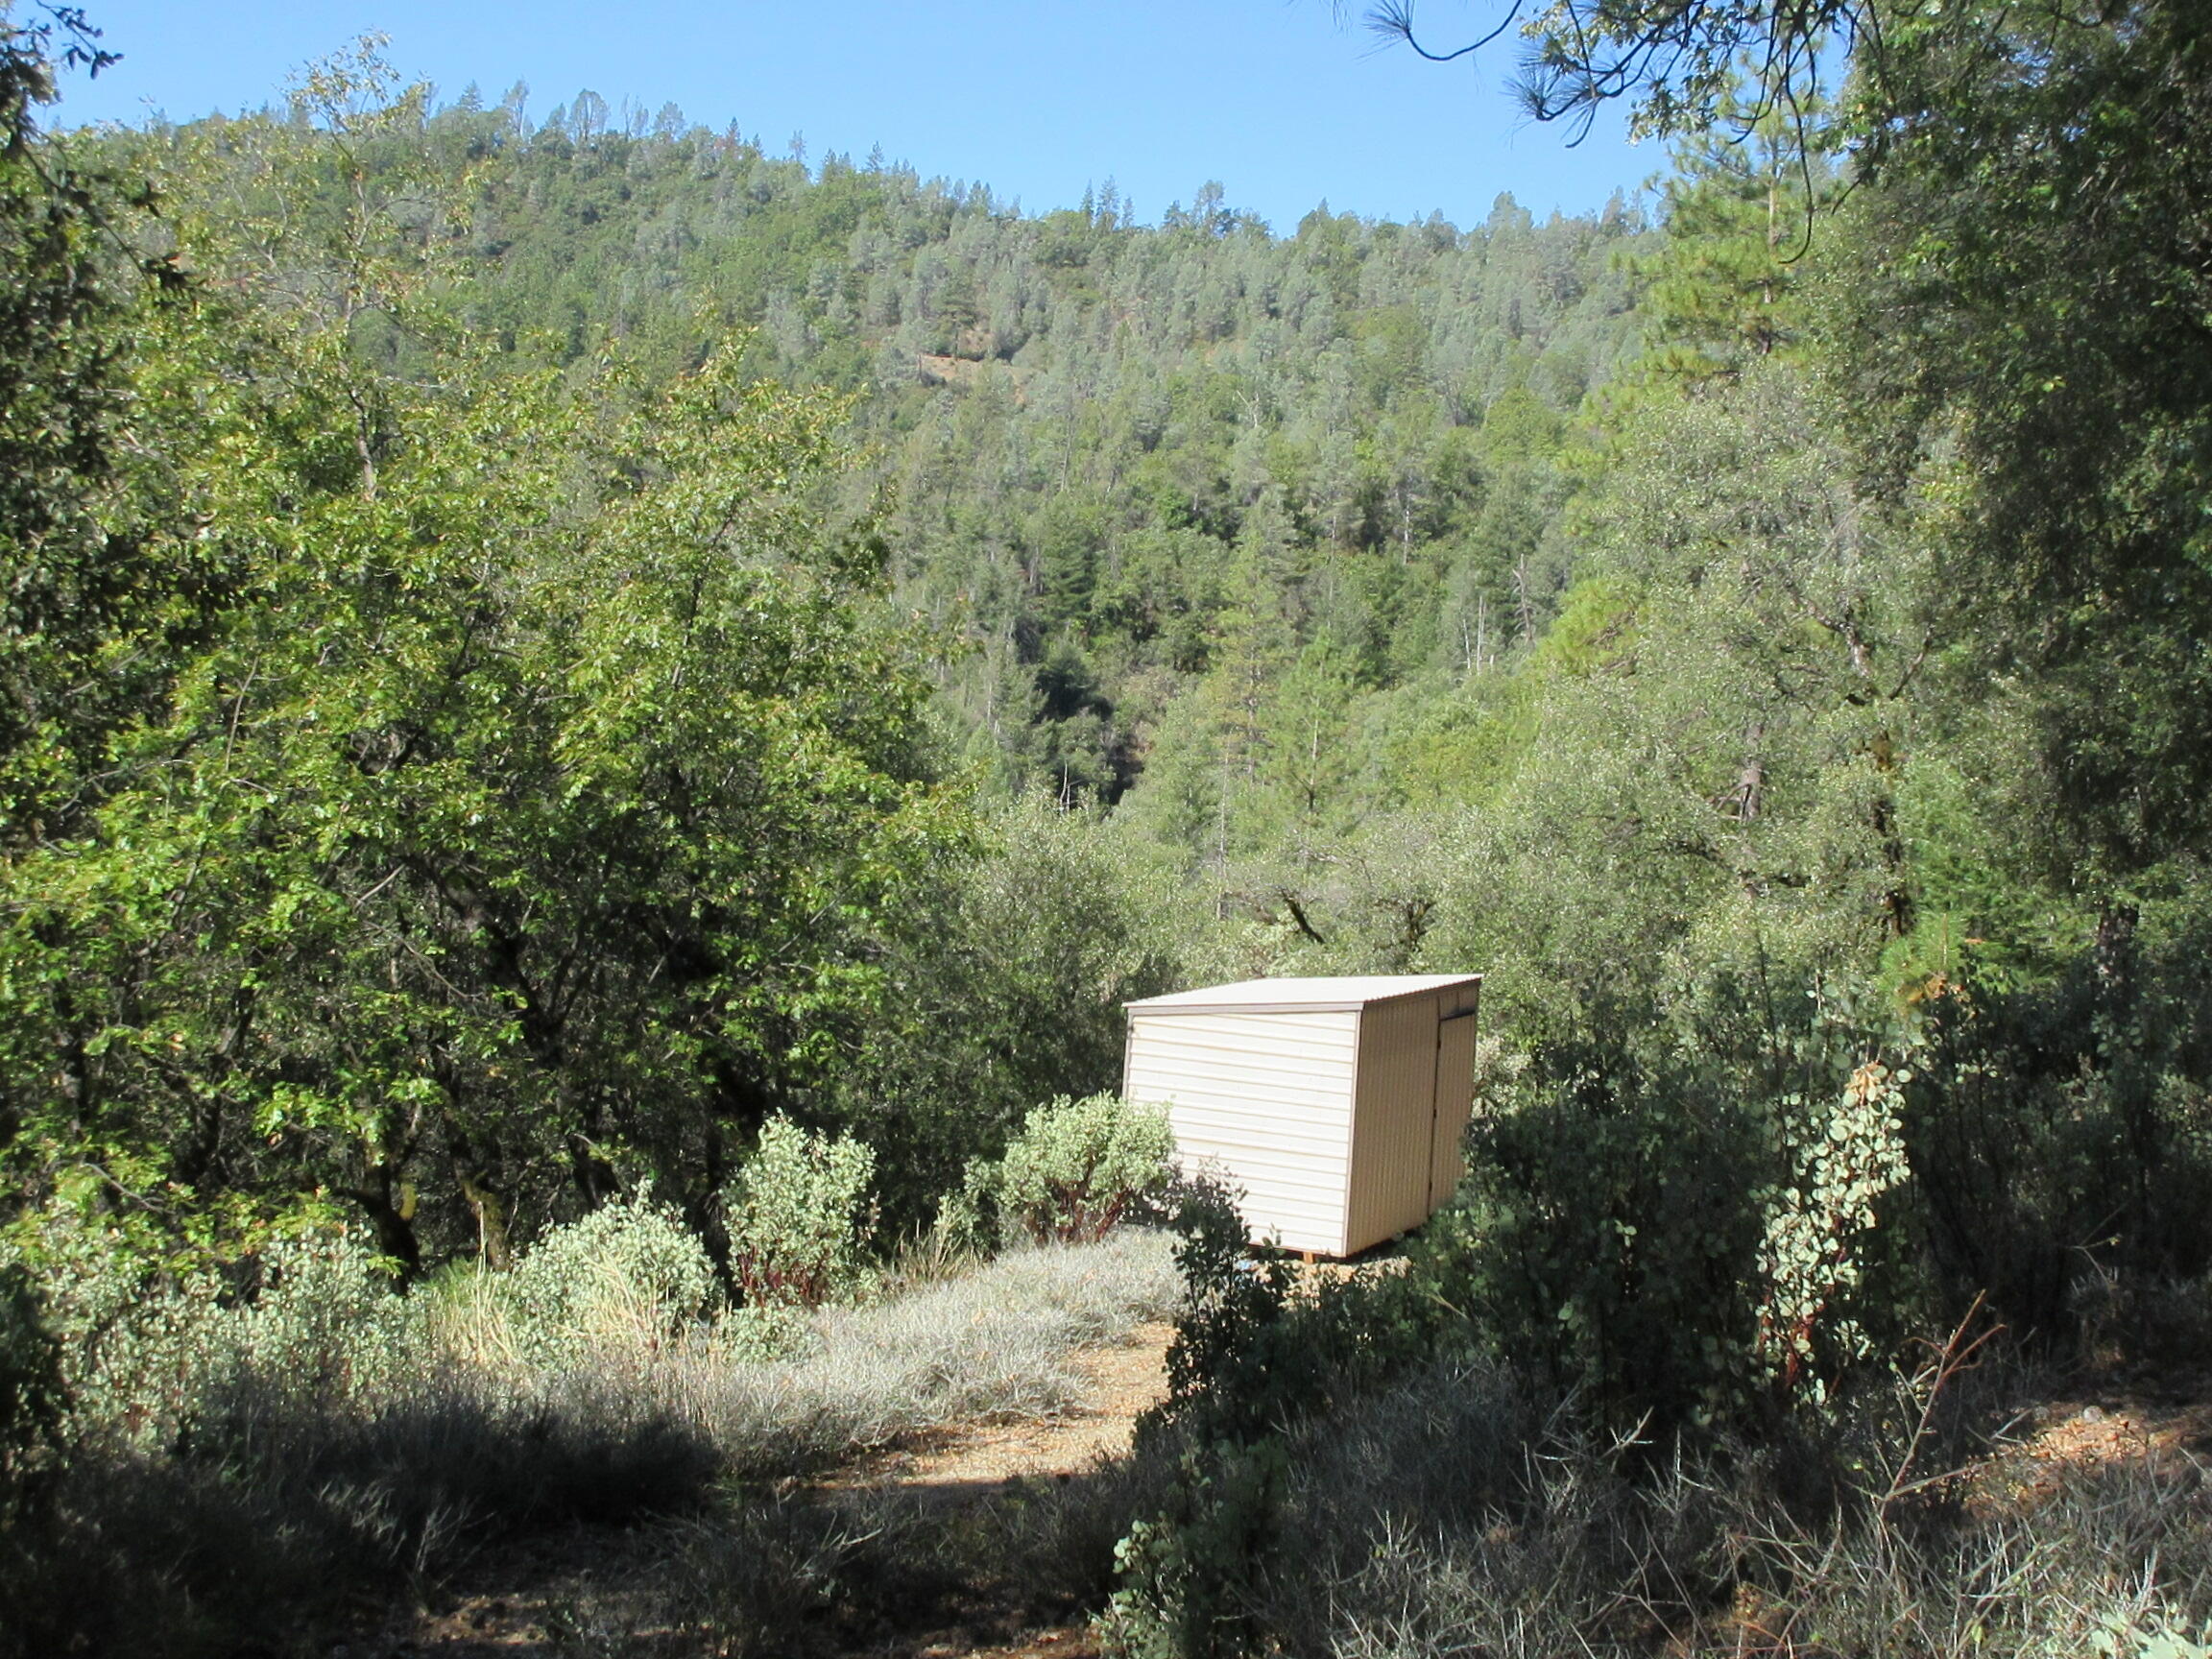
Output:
[
  {"xmin": 225, "ymin": 1232, "xmax": 413, "ymax": 1407},
  {"xmin": 505, "ymin": 1186, "xmax": 722, "ymax": 1370},
  {"xmin": 1755, "ymin": 1055, "xmax": 1913, "ymax": 1400},
  {"xmin": 1402, "ymin": 986, "xmax": 1925, "ymax": 1436},
  {"xmin": 828, "ymin": 800, "xmax": 1185, "ymax": 1234},
  {"xmin": 5, "ymin": 1206, "xmax": 220, "ymax": 1449},
  {"xmin": 1104, "ymin": 1180, "xmax": 1435, "ymax": 1659},
  {"xmin": 968, "ymin": 1092, "xmax": 1177, "ymax": 1244},
  {"xmin": 1, "ymin": 1219, "xmax": 420, "ymax": 1456},
  {"xmin": 722, "ymin": 1117, "xmax": 879, "ymax": 1311}
]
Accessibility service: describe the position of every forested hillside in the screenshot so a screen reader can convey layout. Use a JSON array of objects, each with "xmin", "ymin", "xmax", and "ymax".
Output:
[
  {"xmin": 372, "ymin": 85, "xmax": 1673, "ymax": 968},
  {"xmin": 23, "ymin": 58, "xmax": 1676, "ymax": 1262},
  {"xmin": 5, "ymin": 5, "xmax": 2212, "ymax": 1653},
  {"xmin": 150, "ymin": 85, "xmax": 1653, "ymax": 814}
]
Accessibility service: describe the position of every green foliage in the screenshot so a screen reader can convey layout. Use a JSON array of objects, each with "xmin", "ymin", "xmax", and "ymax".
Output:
[
  {"xmin": 0, "ymin": 45, "xmax": 986, "ymax": 1278},
  {"xmin": 1105, "ymin": 1180, "xmax": 1449, "ymax": 1658},
  {"xmin": 1425, "ymin": 368, "xmax": 1925, "ymax": 1033},
  {"xmin": 1, "ymin": 26, "xmax": 2209, "ymax": 1659},
  {"xmin": 1104, "ymin": 1183, "xmax": 1301, "ymax": 1659},
  {"xmin": 1620, "ymin": 76, "xmax": 1841, "ymax": 390},
  {"xmin": 1896, "ymin": 907, "xmax": 2212, "ymax": 1341},
  {"xmin": 1411, "ymin": 992, "xmax": 1919, "ymax": 1431},
  {"xmin": 1154, "ymin": 1183, "xmax": 1287, "ymax": 1425},
  {"xmin": 505, "ymin": 1187, "xmax": 721, "ymax": 1370},
  {"xmin": 0, "ymin": 310, "xmax": 957, "ymax": 1266},
  {"xmin": 0, "ymin": 11, "xmax": 194, "ymax": 848},
  {"xmin": 965, "ymin": 1092, "xmax": 1176, "ymax": 1245},
  {"xmin": 15, "ymin": 1223, "xmax": 415, "ymax": 1453},
  {"xmin": 1128, "ymin": 1332, "xmax": 2212, "ymax": 1659},
  {"xmin": 1754, "ymin": 1054, "xmax": 1912, "ymax": 1399},
  {"xmin": 82, "ymin": 84, "xmax": 1653, "ymax": 820},
  {"xmin": 10, "ymin": 1207, "xmax": 225, "ymax": 1449},
  {"xmin": 833, "ymin": 799, "xmax": 1183, "ymax": 1229},
  {"xmin": 721, "ymin": 1117, "xmax": 878, "ymax": 1310},
  {"xmin": 1370, "ymin": 372, "xmax": 1943, "ymax": 1426},
  {"xmin": 1832, "ymin": 0, "xmax": 2212, "ymax": 897},
  {"xmin": 221, "ymin": 1232, "xmax": 413, "ymax": 1407},
  {"xmin": 0, "ymin": 1207, "xmax": 1176, "ymax": 1656},
  {"xmin": 2103, "ymin": 1622, "xmax": 2212, "ymax": 1659},
  {"xmin": 1102, "ymin": 1438, "xmax": 1286, "ymax": 1659}
]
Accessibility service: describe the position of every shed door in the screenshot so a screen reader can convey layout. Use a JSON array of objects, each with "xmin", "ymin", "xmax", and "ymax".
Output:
[{"xmin": 1428, "ymin": 1003, "xmax": 1479, "ymax": 1209}]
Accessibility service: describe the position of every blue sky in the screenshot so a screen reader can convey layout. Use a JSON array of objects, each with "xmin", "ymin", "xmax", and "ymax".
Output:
[{"xmin": 51, "ymin": 1, "xmax": 1657, "ymax": 232}]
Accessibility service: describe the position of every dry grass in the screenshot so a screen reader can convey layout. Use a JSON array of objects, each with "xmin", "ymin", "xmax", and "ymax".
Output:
[
  {"xmin": 1236, "ymin": 1351, "xmax": 2212, "ymax": 1659},
  {"xmin": 0, "ymin": 1228, "xmax": 1179, "ymax": 1659},
  {"xmin": 689, "ymin": 1230, "xmax": 1180, "ymax": 1475}
]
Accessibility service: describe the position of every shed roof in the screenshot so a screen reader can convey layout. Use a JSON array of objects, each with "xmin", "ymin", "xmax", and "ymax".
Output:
[{"xmin": 1125, "ymin": 974, "xmax": 1480, "ymax": 1017}]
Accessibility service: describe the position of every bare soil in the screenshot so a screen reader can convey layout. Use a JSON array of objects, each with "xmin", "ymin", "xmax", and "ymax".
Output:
[
  {"xmin": 1973, "ymin": 1371, "xmax": 2212, "ymax": 1509},
  {"xmin": 832, "ymin": 1320, "xmax": 1173, "ymax": 1493}
]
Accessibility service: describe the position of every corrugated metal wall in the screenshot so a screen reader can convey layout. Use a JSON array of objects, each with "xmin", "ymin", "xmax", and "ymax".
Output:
[
  {"xmin": 1345, "ymin": 996, "xmax": 1440, "ymax": 1252},
  {"xmin": 1123, "ymin": 1009, "xmax": 1359, "ymax": 1256}
]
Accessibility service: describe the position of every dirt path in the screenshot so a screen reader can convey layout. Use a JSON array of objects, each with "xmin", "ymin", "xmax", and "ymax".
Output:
[
  {"xmin": 804, "ymin": 1319, "xmax": 1177, "ymax": 1659},
  {"xmin": 833, "ymin": 1320, "xmax": 1174, "ymax": 1492},
  {"xmin": 377, "ymin": 1321, "xmax": 1178, "ymax": 1659}
]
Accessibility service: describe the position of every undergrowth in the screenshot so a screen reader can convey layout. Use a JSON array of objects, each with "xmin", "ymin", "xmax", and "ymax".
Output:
[
  {"xmin": 1100, "ymin": 1184, "xmax": 2212, "ymax": 1659},
  {"xmin": 1257, "ymin": 1354, "xmax": 2212, "ymax": 1659},
  {"xmin": 6, "ymin": 1177, "xmax": 2209, "ymax": 1659},
  {"xmin": 0, "ymin": 1217, "xmax": 1178, "ymax": 1658}
]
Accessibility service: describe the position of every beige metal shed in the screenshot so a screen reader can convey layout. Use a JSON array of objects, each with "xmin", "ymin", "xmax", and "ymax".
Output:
[{"xmin": 1121, "ymin": 974, "xmax": 1481, "ymax": 1258}]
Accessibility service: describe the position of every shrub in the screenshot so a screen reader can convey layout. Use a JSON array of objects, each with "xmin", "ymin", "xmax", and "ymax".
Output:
[
  {"xmin": 6, "ymin": 1205, "xmax": 221, "ymax": 1448},
  {"xmin": 1102, "ymin": 1177, "xmax": 1445, "ymax": 1659},
  {"xmin": 505, "ymin": 1186, "xmax": 722, "ymax": 1371},
  {"xmin": 722, "ymin": 1117, "xmax": 878, "ymax": 1310},
  {"xmin": 225, "ymin": 1232, "xmax": 413, "ymax": 1407},
  {"xmin": 971, "ymin": 1093, "xmax": 1177, "ymax": 1244},
  {"xmin": 1396, "ymin": 983, "xmax": 1934, "ymax": 1439}
]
